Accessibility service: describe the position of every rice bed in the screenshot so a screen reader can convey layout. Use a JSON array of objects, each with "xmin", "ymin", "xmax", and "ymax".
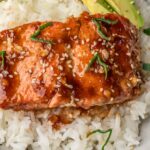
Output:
[{"xmin": 0, "ymin": 0, "xmax": 150, "ymax": 150}]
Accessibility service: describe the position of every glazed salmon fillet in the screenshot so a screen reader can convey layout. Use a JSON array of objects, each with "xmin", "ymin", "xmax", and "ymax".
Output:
[{"xmin": 0, "ymin": 12, "xmax": 142, "ymax": 110}]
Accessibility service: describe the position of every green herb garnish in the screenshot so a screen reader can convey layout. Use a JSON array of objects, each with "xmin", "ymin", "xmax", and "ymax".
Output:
[
  {"xmin": 95, "ymin": 18, "xmax": 118, "ymax": 25},
  {"xmin": 85, "ymin": 52, "xmax": 109, "ymax": 79},
  {"xmin": 93, "ymin": 19, "xmax": 110, "ymax": 41},
  {"xmin": 97, "ymin": 54, "xmax": 109, "ymax": 79},
  {"xmin": 143, "ymin": 63, "xmax": 150, "ymax": 71},
  {"xmin": 143, "ymin": 28, "xmax": 150, "ymax": 36},
  {"xmin": 92, "ymin": 18, "xmax": 117, "ymax": 41},
  {"xmin": 87, "ymin": 128, "xmax": 112, "ymax": 150},
  {"xmin": 31, "ymin": 22, "xmax": 53, "ymax": 44},
  {"xmin": 0, "ymin": 50, "xmax": 6, "ymax": 69},
  {"xmin": 85, "ymin": 52, "xmax": 98, "ymax": 71}
]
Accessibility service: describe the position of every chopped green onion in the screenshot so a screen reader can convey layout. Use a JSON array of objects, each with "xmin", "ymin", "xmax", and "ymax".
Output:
[
  {"xmin": 143, "ymin": 28, "xmax": 150, "ymax": 36},
  {"xmin": 87, "ymin": 128, "xmax": 112, "ymax": 150},
  {"xmin": 143, "ymin": 63, "xmax": 150, "ymax": 71},
  {"xmin": 92, "ymin": 18, "xmax": 117, "ymax": 41},
  {"xmin": 97, "ymin": 54, "xmax": 109, "ymax": 79},
  {"xmin": 31, "ymin": 22, "xmax": 52, "ymax": 37},
  {"xmin": 85, "ymin": 52, "xmax": 98, "ymax": 72},
  {"xmin": 95, "ymin": 18, "xmax": 118, "ymax": 25},
  {"xmin": 31, "ymin": 37, "xmax": 53, "ymax": 44},
  {"xmin": 85, "ymin": 52, "xmax": 109, "ymax": 79},
  {"xmin": 0, "ymin": 50, "xmax": 6, "ymax": 69},
  {"xmin": 93, "ymin": 19, "xmax": 110, "ymax": 41},
  {"xmin": 31, "ymin": 22, "xmax": 53, "ymax": 44}
]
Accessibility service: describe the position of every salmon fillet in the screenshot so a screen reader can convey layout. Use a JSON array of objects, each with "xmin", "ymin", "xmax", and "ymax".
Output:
[{"xmin": 0, "ymin": 12, "xmax": 142, "ymax": 110}]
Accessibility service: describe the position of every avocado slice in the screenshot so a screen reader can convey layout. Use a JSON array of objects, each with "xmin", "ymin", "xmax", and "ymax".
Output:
[
  {"xmin": 97, "ymin": 0, "xmax": 120, "ymax": 14},
  {"xmin": 111, "ymin": 0, "xmax": 144, "ymax": 28},
  {"xmin": 82, "ymin": 0, "xmax": 144, "ymax": 29},
  {"xmin": 82, "ymin": 0, "xmax": 109, "ymax": 14}
]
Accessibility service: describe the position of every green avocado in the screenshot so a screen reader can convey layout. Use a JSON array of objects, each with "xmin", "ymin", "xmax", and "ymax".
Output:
[
  {"xmin": 82, "ymin": 0, "xmax": 144, "ymax": 29},
  {"xmin": 82, "ymin": 0, "xmax": 109, "ymax": 14}
]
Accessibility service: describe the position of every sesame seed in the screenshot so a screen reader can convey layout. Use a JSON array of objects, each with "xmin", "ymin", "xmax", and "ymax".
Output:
[
  {"xmin": 91, "ymin": 50, "xmax": 95, "ymax": 55},
  {"xmin": 106, "ymin": 44, "xmax": 109, "ymax": 48},
  {"xmin": 50, "ymin": 66, "xmax": 53, "ymax": 71},
  {"xmin": 98, "ymin": 38, "xmax": 102, "ymax": 42},
  {"xmin": 67, "ymin": 60, "xmax": 71, "ymax": 64},
  {"xmin": 98, "ymin": 66, "xmax": 104, "ymax": 73},
  {"xmin": 11, "ymin": 53, "xmax": 16, "ymax": 59},
  {"xmin": 115, "ymin": 53, "xmax": 119, "ymax": 56},
  {"xmin": 102, "ymin": 49, "xmax": 109, "ymax": 60},
  {"xmin": 14, "ymin": 71, "xmax": 18, "ymax": 75},
  {"xmin": 8, "ymin": 75, "xmax": 13, "ymax": 78},
  {"xmin": 94, "ymin": 69, "xmax": 98, "ymax": 73},
  {"xmin": 66, "ymin": 27, "xmax": 71, "ymax": 31},
  {"xmin": 131, "ymin": 64, "xmax": 134, "ymax": 69},
  {"xmin": 102, "ymin": 42, "xmax": 106, "ymax": 46},
  {"xmin": 20, "ymin": 51, "xmax": 26, "ymax": 55},
  {"xmin": 58, "ymin": 65, "xmax": 63, "ymax": 71},
  {"xmin": 42, "ymin": 69, "xmax": 46, "ymax": 73},
  {"xmin": 64, "ymin": 84, "xmax": 73, "ymax": 89},
  {"xmin": 110, "ymin": 97, "xmax": 114, "ymax": 101},
  {"xmin": 81, "ymin": 40, "xmax": 85, "ymax": 45},
  {"xmin": 109, "ymin": 58, "xmax": 114, "ymax": 64},
  {"xmin": 55, "ymin": 84, "xmax": 61, "ymax": 88},
  {"xmin": 100, "ymin": 88, "xmax": 103, "ymax": 92},
  {"xmin": 2, "ymin": 70, "xmax": 9, "ymax": 77},
  {"xmin": 0, "ymin": 73, "xmax": 3, "ymax": 78},
  {"xmin": 60, "ymin": 57, "xmax": 65, "ymax": 61},
  {"xmin": 58, "ymin": 39, "xmax": 62, "ymax": 43},
  {"xmin": 9, "ymin": 61, "xmax": 15, "ymax": 65},
  {"xmin": 49, "ymin": 53, "xmax": 53, "ymax": 58},
  {"xmin": 57, "ymin": 76, "xmax": 61, "ymax": 80},
  {"xmin": 73, "ymin": 35, "xmax": 78, "ymax": 40},
  {"xmin": 28, "ymin": 69, "xmax": 32, "ymax": 74},
  {"xmin": 66, "ymin": 44, "xmax": 71, "ymax": 49},
  {"xmin": 40, "ymin": 59, "xmax": 43, "ymax": 65},
  {"xmin": 114, "ymin": 64, "xmax": 118, "ymax": 68},
  {"xmin": 115, "ymin": 70, "xmax": 123, "ymax": 76},
  {"xmin": 68, "ymin": 65, "xmax": 72, "ymax": 68},
  {"xmin": 75, "ymin": 40, "xmax": 79, "ymax": 44},
  {"xmin": 86, "ymin": 38, "xmax": 90, "ymax": 42},
  {"xmin": 127, "ymin": 82, "xmax": 132, "ymax": 87},
  {"xmin": 126, "ymin": 52, "xmax": 131, "ymax": 56},
  {"xmin": 103, "ymin": 90, "xmax": 111, "ymax": 98},
  {"xmin": 110, "ymin": 45, "xmax": 115, "ymax": 49},
  {"xmin": 74, "ymin": 98, "xmax": 80, "ymax": 102},
  {"xmin": 63, "ymin": 53, "xmax": 68, "ymax": 58},
  {"xmin": 31, "ymin": 78, "xmax": 36, "ymax": 84},
  {"xmin": 44, "ymin": 63, "xmax": 49, "ymax": 67},
  {"xmin": 18, "ymin": 56, "xmax": 24, "ymax": 59},
  {"xmin": 93, "ymin": 41, "xmax": 97, "ymax": 46},
  {"xmin": 111, "ymin": 89, "xmax": 115, "ymax": 93},
  {"xmin": 126, "ymin": 45, "xmax": 129, "ymax": 49},
  {"xmin": 131, "ymin": 29, "xmax": 135, "ymax": 34}
]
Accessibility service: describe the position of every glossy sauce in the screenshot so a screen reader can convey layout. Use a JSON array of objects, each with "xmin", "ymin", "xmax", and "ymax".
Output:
[{"xmin": 0, "ymin": 12, "xmax": 142, "ymax": 110}]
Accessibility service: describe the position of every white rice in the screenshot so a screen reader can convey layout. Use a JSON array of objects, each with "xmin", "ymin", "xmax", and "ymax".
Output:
[{"xmin": 0, "ymin": 0, "xmax": 150, "ymax": 150}]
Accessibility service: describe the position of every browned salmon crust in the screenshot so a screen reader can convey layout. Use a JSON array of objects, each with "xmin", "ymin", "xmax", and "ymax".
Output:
[{"xmin": 0, "ymin": 12, "xmax": 142, "ymax": 110}]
